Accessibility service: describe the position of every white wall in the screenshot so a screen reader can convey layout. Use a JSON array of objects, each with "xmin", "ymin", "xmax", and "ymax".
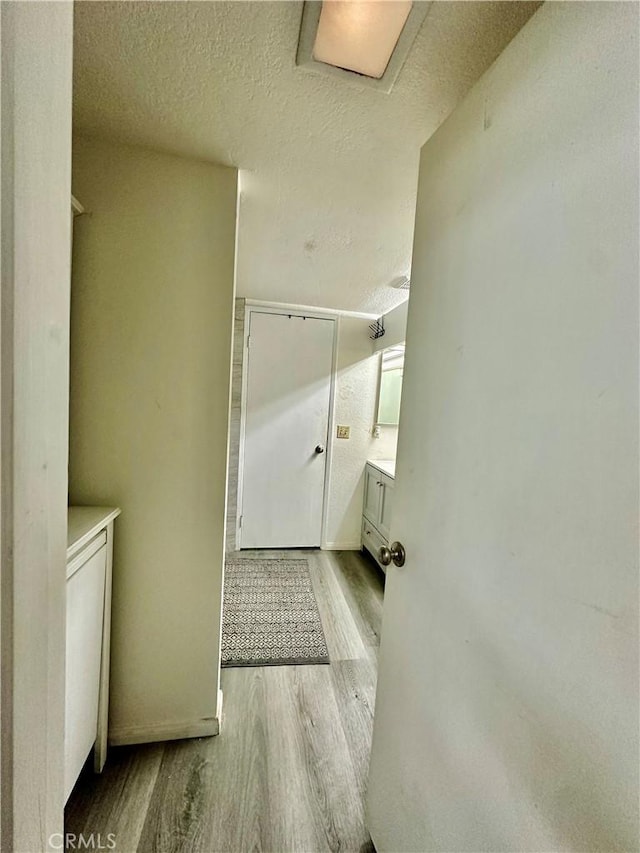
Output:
[
  {"xmin": 70, "ymin": 136, "xmax": 237, "ymax": 743},
  {"xmin": 324, "ymin": 316, "xmax": 398, "ymax": 549},
  {"xmin": 368, "ymin": 2, "xmax": 639, "ymax": 850},
  {"xmin": 0, "ymin": 3, "xmax": 72, "ymax": 849},
  {"xmin": 72, "ymin": 2, "xmax": 543, "ymax": 316},
  {"xmin": 226, "ymin": 298, "xmax": 246, "ymax": 552},
  {"xmin": 373, "ymin": 299, "xmax": 408, "ymax": 354}
]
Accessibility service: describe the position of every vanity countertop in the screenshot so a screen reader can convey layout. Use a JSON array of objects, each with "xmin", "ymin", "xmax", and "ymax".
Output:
[
  {"xmin": 68, "ymin": 506, "xmax": 121, "ymax": 561},
  {"xmin": 366, "ymin": 459, "xmax": 396, "ymax": 479}
]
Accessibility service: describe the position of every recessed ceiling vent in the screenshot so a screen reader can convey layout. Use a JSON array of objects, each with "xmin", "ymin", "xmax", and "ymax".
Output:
[{"xmin": 297, "ymin": 1, "xmax": 431, "ymax": 94}]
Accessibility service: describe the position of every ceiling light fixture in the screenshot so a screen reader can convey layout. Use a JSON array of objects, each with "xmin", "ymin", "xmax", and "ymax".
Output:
[
  {"xmin": 297, "ymin": 1, "xmax": 431, "ymax": 94},
  {"xmin": 313, "ymin": 1, "xmax": 412, "ymax": 80}
]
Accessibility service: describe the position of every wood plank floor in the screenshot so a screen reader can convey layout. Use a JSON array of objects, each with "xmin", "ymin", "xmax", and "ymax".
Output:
[{"xmin": 65, "ymin": 549, "xmax": 385, "ymax": 853}]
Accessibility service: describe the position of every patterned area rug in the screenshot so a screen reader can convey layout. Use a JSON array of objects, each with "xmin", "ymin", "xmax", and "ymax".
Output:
[{"xmin": 221, "ymin": 558, "xmax": 330, "ymax": 667}]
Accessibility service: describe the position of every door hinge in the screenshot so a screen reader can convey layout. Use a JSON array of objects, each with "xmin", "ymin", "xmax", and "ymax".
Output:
[
  {"xmin": 239, "ymin": 515, "xmax": 243, "ymax": 528},
  {"xmin": 246, "ymin": 335, "xmax": 251, "ymax": 349}
]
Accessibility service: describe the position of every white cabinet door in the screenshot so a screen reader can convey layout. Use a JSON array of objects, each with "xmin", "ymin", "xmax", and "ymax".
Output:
[
  {"xmin": 378, "ymin": 479, "xmax": 394, "ymax": 541},
  {"xmin": 363, "ymin": 465, "xmax": 382, "ymax": 525},
  {"xmin": 65, "ymin": 542, "xmax": 107, "ymax": 802}
]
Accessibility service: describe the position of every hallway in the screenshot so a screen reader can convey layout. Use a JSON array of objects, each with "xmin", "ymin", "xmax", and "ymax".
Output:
[{"xmin": 65, "ymin": 550, "xmax": 384, "ymax": 852}]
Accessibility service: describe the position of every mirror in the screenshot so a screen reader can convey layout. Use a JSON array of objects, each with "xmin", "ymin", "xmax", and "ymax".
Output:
[{"xmin": 376, "ymin": 345, "xmax": 405, "ymax": 426}]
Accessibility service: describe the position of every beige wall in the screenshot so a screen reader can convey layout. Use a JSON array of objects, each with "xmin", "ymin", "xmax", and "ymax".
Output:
[
  {"xmin": 70, "ymin": 136, "xmax": 237, "ymax": 742},
  {"xmin": 368, "ymin": 2, "xmax": 639, "ymax": 849}
]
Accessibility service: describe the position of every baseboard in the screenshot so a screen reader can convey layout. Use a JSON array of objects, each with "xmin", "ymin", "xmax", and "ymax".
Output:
[
  {"xmin": 321, "ymin": 541, "xmax": 362, "ymax": 551},
  {"xmin": 109, "ymin": 715, "xmax": 220, "ymax": 747}
]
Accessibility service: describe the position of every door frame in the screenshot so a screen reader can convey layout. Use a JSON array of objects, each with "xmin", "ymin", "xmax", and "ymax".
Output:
[
  {"xmin": 236, "ymin": 301, "xmax": 339, "ymax": 550},
  {"xmin": 1, "ymin": 3, "xmax": 73, "ymax": 849}
]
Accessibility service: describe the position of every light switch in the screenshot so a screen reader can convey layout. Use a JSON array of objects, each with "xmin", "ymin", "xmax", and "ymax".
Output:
[{"xmin": 336, "ymin": 425, "xmax": 350, "ymax": 439}]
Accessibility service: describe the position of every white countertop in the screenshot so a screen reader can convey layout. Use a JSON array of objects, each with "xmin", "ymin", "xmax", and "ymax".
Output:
[
  {"xmin": 366, "ymin": 459, "xmax": 396, "ymax": 479},
  {"xmin": 68, "ymin": 506, "xmax": 121, "ymax": 561}
]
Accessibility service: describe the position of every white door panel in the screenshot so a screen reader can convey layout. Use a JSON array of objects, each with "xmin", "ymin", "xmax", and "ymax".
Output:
[
  {"xmin": 366, "ymin": 5, "xmax": 638, "ymax": 851},
  {"xmin": 241, "ymin": 311, "xmax": 334, "ymax": 548}
]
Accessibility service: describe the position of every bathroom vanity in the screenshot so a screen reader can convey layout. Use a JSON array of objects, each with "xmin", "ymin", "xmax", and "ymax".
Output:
[
  {"xmin": 65, "ymin": 506, "xmax": 120, "ymax": 802},
  {"xmin": 361, "ymin": 460, "xmax": 395, "ymax": 573}
]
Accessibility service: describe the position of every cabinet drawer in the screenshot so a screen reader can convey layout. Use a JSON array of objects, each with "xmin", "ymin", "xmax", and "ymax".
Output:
[{"xmin": 361, "ymin": 518, "xmax": 387, "ymax": 574}]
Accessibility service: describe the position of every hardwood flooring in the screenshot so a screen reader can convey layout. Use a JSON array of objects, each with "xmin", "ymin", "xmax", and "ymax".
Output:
[{"xmin": 65, "ymin": 549, "xmax": 385, "ymax": 853}]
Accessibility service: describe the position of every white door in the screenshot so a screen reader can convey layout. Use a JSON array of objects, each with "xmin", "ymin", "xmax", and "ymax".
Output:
[
  {"xmin": 240, "ymin": 311, "xmax": 334, "ymax": 548},
  {"xmin": 366, "ymin": 5, "xmax": 638, "ymax": 851}
]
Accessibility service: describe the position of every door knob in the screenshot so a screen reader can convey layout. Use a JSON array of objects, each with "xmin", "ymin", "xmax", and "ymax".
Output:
[
  {"xmin": 378, "ymin": 541, "xmax": 406, "ymax": 568},
  {"xmin": 315, "ymin": 445, "xmax": 325, "ymax": 454}
]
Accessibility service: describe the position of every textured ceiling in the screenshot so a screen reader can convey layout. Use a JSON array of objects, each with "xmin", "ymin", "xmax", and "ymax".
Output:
[{"xmin": 73, "ymin": 1, "xmax": 541, "ymax": 313}]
